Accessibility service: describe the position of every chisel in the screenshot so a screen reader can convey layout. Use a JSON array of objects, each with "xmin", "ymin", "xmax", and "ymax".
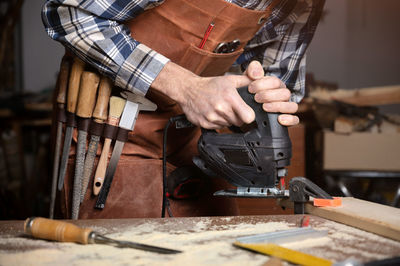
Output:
[
  {"xmin": 72, "ymin": 71, "xmax": 100, "ymax": 220},
  {"xmin": 80, "ymin": 77, "xmax": 112, "ymax": 203},
  {"xmin": 95, "ymin": 100, "xmax": 140, "ymax": 209},
  {"xmin": 57, "ymin": 57, "xmax": 85, "ymax": 191},
  {"xmin": 92, "ymin": 96, "xmax": 126, "ymax": 196},
  {"xmin": 49, "ymin": 55, "xmax": 71, "ymax": 219},
  {"xmin": 24, "ymin": 217, "xmax": 181, "ymax": 254}
]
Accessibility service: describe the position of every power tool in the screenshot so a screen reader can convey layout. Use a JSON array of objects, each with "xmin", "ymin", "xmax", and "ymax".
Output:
[{"xmin": 193, "ymin": 86, "xmax": 333, "ymax": 214}]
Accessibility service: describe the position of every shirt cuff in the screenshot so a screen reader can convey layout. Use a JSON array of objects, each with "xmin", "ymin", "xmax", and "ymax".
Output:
[{"xmin": 115, "ymin": 44, "xmax": 170, "ymax": 96}]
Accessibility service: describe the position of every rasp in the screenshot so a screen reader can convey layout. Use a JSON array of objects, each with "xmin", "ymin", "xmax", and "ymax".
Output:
[
  {"xmin": 95, "ymin": 100, "xmax": 140, "ymax": 209},
  {"xmin": 57, "ymin": 57, "xmax": 85, "ymax": 191},
  {"xmin": 71, "ymin": 71, "xmax": 100, "ymax": 220},
  {"xmin": 24, "ymin": 217, "xmax": 181, "ymax": 254},
  {"xmin": 92, "ymin": 96, "xmax": 126, "ymax": 196},
  {"xmin": 80, "ymin": 77, "xmax": 112, "ymax": 203},
  {"xmin": 49, "ymin": 55, "xmax": 71, "ymax": 219}
]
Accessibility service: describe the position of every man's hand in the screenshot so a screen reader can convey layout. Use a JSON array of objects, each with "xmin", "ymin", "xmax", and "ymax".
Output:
[
  {"xmin": 177, "ymin": 75, "xmax": 258, "ymax": 129},
  {"xmin": 245, "ymin": 61, "xmax": 299, "ymax": 126},
  {"xmin": 151, "ymin": 61, "xmax": 299, "ymax": 129},
  {"xmin": 151, "ymin": 62, "xmax": 255, "ymax": 129}
]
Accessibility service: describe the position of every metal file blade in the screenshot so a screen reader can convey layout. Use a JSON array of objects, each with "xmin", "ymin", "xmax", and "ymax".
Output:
[
  {"xmin": 80, "ymin": 134, "xmax": 100, "ymax": 203},
  {"xmin": 58, "ymin": 126, "xmax": 74, "ymax": 190},
  {"xmin": 72, "ymin": 130, "xmax": 87, "ymax": 219},
  {"xmin": 50, "ymin": 122, "xmax": 63, "ymax": 213}
]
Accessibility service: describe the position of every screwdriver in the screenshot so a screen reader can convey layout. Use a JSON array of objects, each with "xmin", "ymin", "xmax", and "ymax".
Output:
[{"xmin": 24, "ymin": 217, "xmax": 181, "ymax": 254}]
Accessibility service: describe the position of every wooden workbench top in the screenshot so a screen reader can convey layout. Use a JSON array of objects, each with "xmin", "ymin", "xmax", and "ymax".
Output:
[{"xmin": 0, "ymin": 215, "xmax": 399, "ymax": 265}]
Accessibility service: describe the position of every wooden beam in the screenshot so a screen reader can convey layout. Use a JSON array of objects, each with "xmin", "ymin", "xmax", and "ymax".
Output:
[
  {"xmin": 310, "ymin": 85, "xmax": 400, "ymax": 106},
  {"xmin": 280, "ymin": 197, "xmax": 400, "ymax": 241}
]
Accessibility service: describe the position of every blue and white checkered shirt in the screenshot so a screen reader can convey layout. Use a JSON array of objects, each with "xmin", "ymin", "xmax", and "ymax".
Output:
[{"xmin": 42, "ymin": 0, "xmax": 324, "ymax": 103}]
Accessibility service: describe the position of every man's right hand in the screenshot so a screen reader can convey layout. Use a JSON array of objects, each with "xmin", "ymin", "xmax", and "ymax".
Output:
[
  {"xmin": 176, "ymin": 74, "xmax": 257, "ymax": 129},
  {"xmin": 151, "ymin": 62, "xmax": 255, "ymax": 129}
]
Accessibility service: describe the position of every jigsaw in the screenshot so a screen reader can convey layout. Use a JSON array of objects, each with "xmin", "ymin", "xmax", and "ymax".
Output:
[{"xmin": 193, "ymin": 86, "xmax": 333, "ymax": 214}]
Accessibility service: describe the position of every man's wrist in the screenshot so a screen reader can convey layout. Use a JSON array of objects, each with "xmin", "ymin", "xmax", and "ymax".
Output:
[{"xmin": 150, "ymin": 61, "xmax": 202, "ymax": 104}]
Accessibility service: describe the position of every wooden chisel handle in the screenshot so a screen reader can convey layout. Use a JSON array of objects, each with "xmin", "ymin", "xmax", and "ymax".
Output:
[
  {"xmin": 92, "ymin": 96, "xmax": 126, "ymax": 195},
  {"xmin": 56, "ymin": 56, "xmax": 72, "ymax": 107},
  {"xmin": 92, "ymin": 77, "xmax": 112, "ymax": 122},
  {"xmin": 93, "ymin": 138, "xmax": 112, "ymax": 195},
  {"xmin": 24, "ymin": 217, "xmax": 93, "ymax": 245},
  {"xmin": 76, "ymin": 71, "xmax": 100, "ymax": 118},
  {"xmin": 67, "ymin": 57, "xmax": 85, "ymax": 114}
]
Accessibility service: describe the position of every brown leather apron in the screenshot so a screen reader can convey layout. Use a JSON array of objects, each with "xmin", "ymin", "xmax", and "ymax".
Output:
[{"xmin": 60, "ymin": 0, "xmax": 278, "ymax": 219}]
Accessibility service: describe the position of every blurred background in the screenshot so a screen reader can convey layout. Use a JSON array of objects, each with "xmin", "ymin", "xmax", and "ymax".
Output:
[{"xmin": 0, "ymin": 0, "xmax": 399, "ymax": 219}]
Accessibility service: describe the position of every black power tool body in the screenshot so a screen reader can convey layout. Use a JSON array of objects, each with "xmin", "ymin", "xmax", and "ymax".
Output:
[
  {"xmin": 163, "ymin": 86, "xmax": 333, "ymax": 215},
  {"xmin": 193, "ymin": 86, "xmax": 292, "ymax": 198},
  {"xmin": 193, "ymin": 86, "xmax": 333, "ymax": 212}
]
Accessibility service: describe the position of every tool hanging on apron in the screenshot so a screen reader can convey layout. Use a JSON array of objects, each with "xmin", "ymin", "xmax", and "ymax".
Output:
[{"xmin": 58, "ymin": 0, "xmax": 279, "ymax": 219}]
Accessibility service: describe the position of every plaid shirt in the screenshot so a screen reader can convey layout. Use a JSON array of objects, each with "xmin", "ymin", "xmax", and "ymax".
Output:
[{"xmin": 42, "ymin": 0, "xmax": 324, "ymax": 103}]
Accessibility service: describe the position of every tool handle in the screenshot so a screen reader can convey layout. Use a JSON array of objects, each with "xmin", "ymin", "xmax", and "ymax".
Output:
[
  {"xmin": 93, "ymin": 77, "xmax": 113, "ymax": 122},
  {"xmin": 24, "ymin": 217, "xmax": 93, "ymax": 244},
  {"xmin": 236, "ymin": 86, "xmax": 289, "ymax": 139},
  {"xmin": 93, "ymin": 138, "xmax": 112, "ymax": 195},
  {"xmin": 56, "ymin": 56, "xmax": 72, "ymax": 106},
  {"xmin": 66, "ymin": 57, "xmax": 85, "ymax": 113},
  {"xmin": 76, "ymin": 71, "xmax": 100, "ymax": 118},
  {"xmin": 92, "ymin": 96, "xmax": 125, "ymax": 195}
]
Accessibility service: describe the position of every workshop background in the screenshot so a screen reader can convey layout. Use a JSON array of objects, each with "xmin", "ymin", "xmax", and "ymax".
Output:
[{"xmin": 0, "ymin": 0, "xmax": 399, "ymax": 220}]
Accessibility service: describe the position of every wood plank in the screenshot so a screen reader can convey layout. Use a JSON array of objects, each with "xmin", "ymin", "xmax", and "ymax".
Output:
[
  {"xmin": 323, "ymin": 131, "xmax": 400, "ymax": 171},
  {"xmin": 300, "ymin": 197, "xmax": 400, "ymax": 242},
  {"xmin": 310, "ymin": 85, "xmax": 400, "ymax": 106}
]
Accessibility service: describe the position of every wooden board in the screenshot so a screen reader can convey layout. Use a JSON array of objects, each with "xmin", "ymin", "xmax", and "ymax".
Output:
[
  {"xmin": 309, "ymin": 85, "xmax": 400, "ymax": 106},
  {"xmin": 281, "ymin": 197, "xmax": 400, "ymax": 242},
  {"xmin": 323, "ymin": 131, "xmax": 400, "ymax": 171}
]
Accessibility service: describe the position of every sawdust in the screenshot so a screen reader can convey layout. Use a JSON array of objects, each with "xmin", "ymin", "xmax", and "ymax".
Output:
[{"xmin": 1, "ymin": 218, "xmax": 399, "ymax": 265}]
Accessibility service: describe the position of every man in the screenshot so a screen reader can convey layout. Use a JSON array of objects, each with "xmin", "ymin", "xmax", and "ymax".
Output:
[{"xmin": 42, "ymin": 0, "xmax": 325, "ymax": 218}]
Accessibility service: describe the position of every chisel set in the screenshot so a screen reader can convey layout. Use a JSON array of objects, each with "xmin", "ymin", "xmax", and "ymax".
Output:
[{"xmin": 49, "ymin": 55, "xmax": 156, "ymax": 219}]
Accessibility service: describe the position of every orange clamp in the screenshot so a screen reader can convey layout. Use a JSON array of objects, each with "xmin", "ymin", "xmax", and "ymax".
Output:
[{"xmin": 313, "ymin": 197, "xmax": 342, "ymax": 207}]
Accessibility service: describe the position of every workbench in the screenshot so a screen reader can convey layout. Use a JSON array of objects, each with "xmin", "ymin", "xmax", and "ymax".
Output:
[{"xmin": 1, "ymin": 215, "xmax": 399, "ymax": 265}]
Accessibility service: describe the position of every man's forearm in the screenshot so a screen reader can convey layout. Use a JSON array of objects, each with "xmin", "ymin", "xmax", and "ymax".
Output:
[{"xmin": 150, "ymin": 61, "xmax": 202, "ymax": 105}]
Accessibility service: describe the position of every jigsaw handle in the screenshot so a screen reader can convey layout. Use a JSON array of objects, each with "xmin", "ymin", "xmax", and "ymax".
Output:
[{"xmin": 235, "ymin": 86, "xmax": 290, "ymax": 140}]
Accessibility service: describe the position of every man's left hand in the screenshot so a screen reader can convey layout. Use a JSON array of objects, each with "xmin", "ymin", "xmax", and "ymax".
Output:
[{"xmin": 245, "ymin": 61, "xmax": 299, "ymax": 127}]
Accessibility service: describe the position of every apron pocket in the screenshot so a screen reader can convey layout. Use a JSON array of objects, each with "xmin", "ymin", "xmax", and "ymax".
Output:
[{"xmin": 178, "ymin": 44, "xmax": 244, "ymax": 77}]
